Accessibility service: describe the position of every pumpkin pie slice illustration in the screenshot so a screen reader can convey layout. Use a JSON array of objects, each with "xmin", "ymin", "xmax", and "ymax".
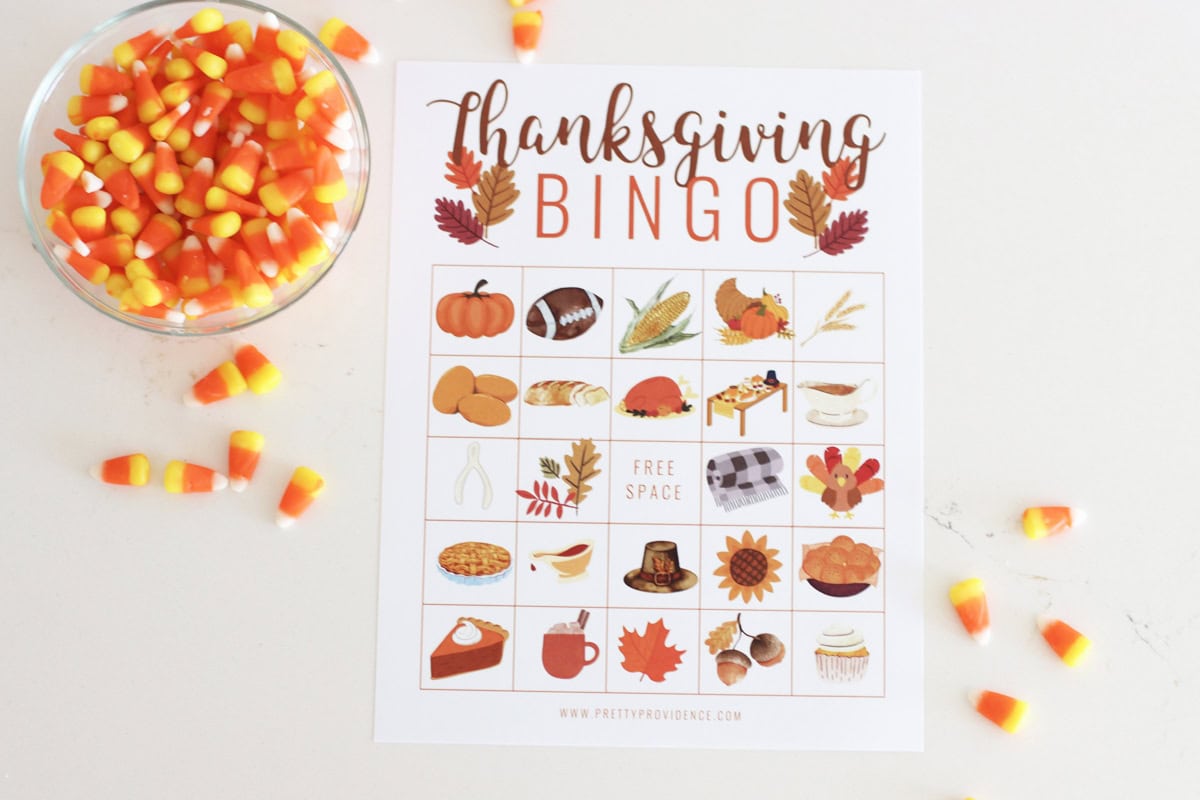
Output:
[{"xmin": 430, "ymin": 617, "xmax": 509, "ymax": 679}]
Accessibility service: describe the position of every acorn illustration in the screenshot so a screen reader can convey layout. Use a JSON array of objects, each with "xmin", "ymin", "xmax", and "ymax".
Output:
[{"xmin": 715, "ymin": 649, "xmax": 752, "ymax": 686}]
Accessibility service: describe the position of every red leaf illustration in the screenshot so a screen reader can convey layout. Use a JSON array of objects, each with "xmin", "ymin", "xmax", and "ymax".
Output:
[
  {"xmin": 556, "ymin": 504, "xmax": 564, "ymax": 519},
  {"xmin": 550, "ymin": 485, "xmax": 560, "ymax": 502},
  {"xmin": 822, "ymin": 157, "xmax": 860, "ymax": 201},
  {"xmin": 565, "ymin": 490, "xmax": 576, "ymax": 504},
  {"xmin": 526, "ymin": 499, "xmax": 538, "ymax": 515},
  {"xmin": 818, "ymin": 210, "xmax": 869, "ymax": 256},
  {"xmin": 433, "ymin": 197, "xmax": 488, "ymax": 246},
  {"xmin": 516, "ymin": 489, "xmax": 536, "ymax": 500},
  {"xmin": 444, "ymin": 148, "xmax": 482, "ymax": 190},
  {"xmin": 542, "ymin": 503, "xmax": 552, "ymax": 517},
  {"xmin": 618, "ymin": 619, "xmax": 685, "ymax": 683}
]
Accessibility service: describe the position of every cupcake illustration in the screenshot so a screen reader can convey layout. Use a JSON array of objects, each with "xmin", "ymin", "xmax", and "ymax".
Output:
[{"xmin": 814, "ymin": 624, "xmax": 869, "ymax": 682}]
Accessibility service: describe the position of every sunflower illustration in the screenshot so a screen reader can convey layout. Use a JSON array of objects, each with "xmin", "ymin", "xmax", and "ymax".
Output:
[{"xmin": 713, "ymin": 531, "xmax": 783, "ymax": 603}]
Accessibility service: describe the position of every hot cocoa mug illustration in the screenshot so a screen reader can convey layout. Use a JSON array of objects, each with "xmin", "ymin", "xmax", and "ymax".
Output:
[{"xmin": 542, "ymin": 611, "xmax": 599, "ymax": 679}]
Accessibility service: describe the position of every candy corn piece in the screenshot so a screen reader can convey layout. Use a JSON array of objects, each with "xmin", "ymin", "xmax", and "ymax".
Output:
[
  {"xmin": 1023, "ymin": 506, "xmax": 1085, "ymax": 539},
  {"xmin": 185, "ymin": 360, "xmax": 248, "ymax": 406},
  {"xmin": 164, "ymin": 459, "xmax": 228, "ymax": 493},
  {"xmin": 228, "ymin": 430, "xmax": 265, "ymax": 492},
  {"xmin": 512, "ymin": 11, "xmax": 543, "ymax": 65},
  {"xmin": 1038, "ymin": 615, "xmax": 1091, "ymax": 667},
  {"xmin": 949, "ymin": 577, "xmax": 990, "ymax": 645},
  {"xmin": 318, "ymin": 18, "xmax": 378, "ymax": 63},
  {"xmin": 90, "ymin": 453, "xmax": 150, "ymax": 486},
  {"xmin": 277, "ymin": 466, "xmax": 325, "ymax": 528},
  {"xmin": 174, "ymin": 7, "xmax": 224, "ymax": 38},
  {"xmin": 234, "ymin": 344, "xmax": 281, "ymax": 394},
  {"xmin": 41, "ymin": 151, "xmax": 85, "ymax": 209},
  {"xmin": 969, "ymin": 690, "xmax": 1028, "ymax": 734},
  {"xmin": 53, "ymin": 244, "xmax": 109, "ymax": 284}
]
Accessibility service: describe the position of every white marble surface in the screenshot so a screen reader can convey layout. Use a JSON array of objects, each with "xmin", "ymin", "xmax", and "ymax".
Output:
[{"xmin": 2, "ymin": 0, "xmax": 1198, "ymax": 797}]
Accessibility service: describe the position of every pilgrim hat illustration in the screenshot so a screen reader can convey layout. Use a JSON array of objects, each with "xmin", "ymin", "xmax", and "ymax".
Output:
[{"xmin": 623, "ymin": 540, "xmax": 698, "ymax": 593}]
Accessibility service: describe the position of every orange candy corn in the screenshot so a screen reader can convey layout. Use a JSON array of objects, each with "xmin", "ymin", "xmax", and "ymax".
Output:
[
  {"xmin": 183, "ymin": 282, "xmax": 236, "ymax": 318},
  {"xmin": 91, "ymin": 453, "xmax": 151, "ymax": 486},
  {"xmin": 228, "ymin": 430, "xmax": 265, "ymax": 492},
  {"xmin": 176, "ymin": 156, "xmax": 214, "ymax": 218},
  {"xmin": 277, "ymin": 466, "xmax": 325, "ymax": 528},
  {"xmin": 286, "ymin": 207, "xmax": 329, "ymax": 272},
  {"xmin": 153, "ymin": 141, "xmax": 184, "ymax": 195},
  {"xmin": 41, "ymin": 151, "xmax": 85, "ymax": 209},
  {"xmin": 131, "ymin": 60, "xmax": 166, "ymax": 124},
  {"xmin": 257, "ymin": 169, "xmax": 312, "ymax": 217},
  {"xmin": 148, "ymin": 99, "xmax": 192, "ymax": 141},
  {"xmin": 53, "ymin": 244, "xmax": 109, "ymax": 284},
  {"xmin": 234, "ymin": 344, "xmax": 281, "ymax": 394},
  {"xmin": 319, "ymin": 18, "xmax": 378, "ymax": 63},
  {"xmin": 164, "ymin": 459, "xmax": 228, "ymax": 493},
  {"xmin": 188, "ymin": 210, "xmax": 242, "ymax": 238},
  {"xmin": 80, "ymin": 63, "xmax": 133, "ymax": 95},
  {"xmin": 69, "ymin": 205, "xmax": 107, "ymax": 241},
  {"xmin": 1038, "ymin": 616, "xmax": 1091, "ymax": 667},
  {"xmin": 134, "ymin": 212, "xmax": 182, "ymax": 259},
  {"xmin": 54, "ymin": 128, "xmax": 107, "ymax": 165},
  {"xmin": 47, "ymin": 209, "xmax": 89, "ymax": 256},
  {"xmin": 216, "ymin": 138, "xmax": 263, "ymax": 196},
  {"xmin": 113, "ymin": 28, "xmax": 165, "ymax": 71},
  {"xmin": 512, "ymin": 11, "xmax": 543, "ymax": 65},
  {"xmin": 312, "ymin": 145, "xmax": 347, "ymax": 204},
  {"xmin": 224, "ymin": 57, "xmax": 296, "ymax": 95},
  {"xmin": 949, "ymin": 578, "xmax": 990, "ymax": 645},
  {"xmin": 192, "ymin": 81, "xmax": 234, "ymax": 137},
  {"xmin": 179, "ymin": 41, "xmax": 228, "ymax": 81},
  {"xmin": 185, "ymin": 360, "xmax": 247, "ymax": 405},
  {"xmin": 969, "ymin": 690, "xmax": 1028, "ymax": 734},
  {"xmin": 1023, "ymin": 506, "xmax": 1085, "ymax": 539},
  {"xmin": 175, "ymin": 7, "xmax": 224, "ymax": 37},
  {"xmin": 175, "ymin": 235, "xmax": 211, "ymax": 297}
]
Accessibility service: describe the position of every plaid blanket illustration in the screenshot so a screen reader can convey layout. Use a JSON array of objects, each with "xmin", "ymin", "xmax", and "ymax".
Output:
[{"xmin": 706, "ymin": 447, "xmax": 788, "ymax": 511}]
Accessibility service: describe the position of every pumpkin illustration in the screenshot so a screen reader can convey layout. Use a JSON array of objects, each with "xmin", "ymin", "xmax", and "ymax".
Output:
[
  {"xmin": 436, "ymin": 279, "xmax": 515, "ymax": 338},
  {"xmin": 739, "ymin": 304, "xmax": 778, "ymax": 339}
]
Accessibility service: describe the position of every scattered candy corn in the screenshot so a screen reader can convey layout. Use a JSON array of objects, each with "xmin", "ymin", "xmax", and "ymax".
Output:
[
  {"xmin": 185, "ymin": 360, "xmax": 248, "ymax": 406},
  {"xmin": 90, "ymin": 453, "xmax": 150, "ymax": 486},
  {"xmin": 227, "ymin": 430, "xmax": 265, "ymax": 492},
  {"xmin": 1023, "ymin": 506, "xmax": 1085, "ymax": 539},
  {"xmin": 164, "ymin": 459, "xmax": 228, "ymax": 493},
  {"xmin": 949, "ymin": 577, "xmax": 990, "ymax": 645},
  {"xmin": 1038, "ymin": 615, "xmax": 1091, "ymax": 667},
  {"xmin": 277, "ymin": 466, "xmax": 324, "ymax": 528},
  {"xmin": 512, "ymin": 11, "xmax": 543, "ymax": 64},
  {"xmin": 234, "ymin": 344, "xmax": 282, "ymax": 394},
  {"xmin": 37, "ymin": 7, "xmax": 360, "ymax": 325},
  {"xmin": 969, "ymin": 690, "xmax": 1028, "ymax": 734},
  {"xmin": 318, "ymin": 18, "xmax": 378, "ymax": 63}
]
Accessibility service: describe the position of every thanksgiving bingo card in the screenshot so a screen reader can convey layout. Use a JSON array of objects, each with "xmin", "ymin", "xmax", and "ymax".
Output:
[{"xmin": 377, "ymin": 64, "xmax": 922, "ymax": 750}]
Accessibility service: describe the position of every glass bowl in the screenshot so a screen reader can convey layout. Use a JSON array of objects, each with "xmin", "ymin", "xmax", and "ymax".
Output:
[{"xmin": 17, "ymin": 0, "xmax": 370, "ymax": 335}]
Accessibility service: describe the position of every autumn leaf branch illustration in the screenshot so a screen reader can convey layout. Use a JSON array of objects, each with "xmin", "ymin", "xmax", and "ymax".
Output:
[
  {"xmin": 517, "ymin": 439, "xmax": 602, "ymax": 518},
  {"xmin": 434, "ymin": 147, "xmax": 520, "ymax": 247},
  {"xmin": 784, "ymin": 157, "xmax": 869, "ymax": 258}
]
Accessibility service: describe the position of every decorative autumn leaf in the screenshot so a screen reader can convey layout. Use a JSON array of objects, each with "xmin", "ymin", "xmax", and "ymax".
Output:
[
  {"xmin": 619, "ymin": 619, "xmax": 685, "ymax": 682},
  {"xmin": 783, "ymin": 169, "xmax": 832, "ymax": 246},
  {"xmin": 472, "ymin": 163, "xmax": 520, "ymax": 230},
  {"xmin": 818, "ymin": 210, "xmax": 869, "ymax": 256},
  {"xmin": 821, "ymin": 157, "xmax": 860, "ymax": 201},
  {"xmin": 433, "ymin": 197, "xmax": 490, "ymax": 246},
  {"xmin": 563, "ymin": 438, "xmax": 601, "ymax": 507},
  {"xmin": 538, "ymin": 457, "xmax": 561, "ymax": 479},
  {"xmin": 705, "ymin": 620, "xmax": 740, "ymax": 655},
  {"xmin": 444, "ymin": 148, "xmax": 482, "ymax": 190}
]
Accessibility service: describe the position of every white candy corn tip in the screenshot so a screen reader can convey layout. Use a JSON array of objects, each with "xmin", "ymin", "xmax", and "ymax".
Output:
[
  {"xmin": 110, "ymin": 95, "xmax": 129, "ymax": 112},
  {"xmin": 133, "ymin": 240, "xmax": 155, "ymax": 259},
  {"xmin": 229, "ymin": 476, "xmax": 249, "ymax": 493},
  {"xmin": 210, "ymin": 472, "xmax": 229, "ymax": 491},
  {"xmin": 80, "ymin": 170, "xmax": 103, "ymax": 193},
  {"xmin": 967, "ymin": 689, "xmax": 983, "ymax": 708},
  {"xmin": 192, "ymin": 118, "xmax": 213, "ymax": 137},
  {"xmin": 321, "ymin": 126, "xmax": 354, "ymax": 151},
  {"xmin": 971, "ymin": 628, "xmax": 991, "ymax": 646},
  {"xmin": 319, "ymin": 221, "xmax": 340, "ymax": 239},
  {"xmin": 1070, "ymin": 508, "xmax": 1087, "ymax": 528},
  {"xmin": 183, "ymin": 298, "xmax": 205, "ymax": 317},
  {"xmin": 1036, "ymin": 613, "xmax": 1055, "ymax": 633},
  {"xmin": 260, "ymin": 11, "xmax": 279, "ymax": 30},
  {"xmin": 333, "ymin": 150, "xmax": 351, "ymax": 170},
  {"xmin": 88, "ymin": 463, "xmax": 105, "ymax": 482},
  {"xmin": 362, "ymin": 46, "xmax": 380, "ymax": 64},
  {"xmin": 156, "ymin": 197, "xmax": 176, "ymax": 215},
  {"xmin": 183, "ymin": 390, "xmax": 204, "ymax": 407},
  {"xmin": 331, "ymin": 110, "xmax": 352, "ymax": 130},
  {"xmin": 95, "ymin": 190, "xmax": 113, "ymax": 208},
  {"xmin": 276, "ymin": 511, "xmax": 297, "ymax": 529},
  {"xmin": 259, "ymin": 259, "xmax": 279, "ymax": 278},
  {"xmin": 163, "ymin": 309, "xmax": 185, "ymax": 325},
  {"xmin": 516, "ymin": 47, "xmax": 536, "ymax": 65}
]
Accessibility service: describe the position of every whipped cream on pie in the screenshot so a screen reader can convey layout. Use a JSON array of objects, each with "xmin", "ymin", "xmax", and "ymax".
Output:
[{"xmin": 452, "ymin": 620, "xmax": 483, "ymax": 646}]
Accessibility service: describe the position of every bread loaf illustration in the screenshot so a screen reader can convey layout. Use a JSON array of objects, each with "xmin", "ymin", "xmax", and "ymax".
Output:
[{"xmin": 523, "ymin": 380, "xmax": 610, "ymax": 407}]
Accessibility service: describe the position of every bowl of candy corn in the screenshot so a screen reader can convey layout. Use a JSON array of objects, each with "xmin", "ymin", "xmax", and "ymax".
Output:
[{"xmin": 17, "ymin": 0, "xmax": 370, "ymax": 335}]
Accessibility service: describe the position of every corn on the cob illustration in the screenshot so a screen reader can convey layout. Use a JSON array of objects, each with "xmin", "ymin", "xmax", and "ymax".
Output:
[{"xmin": 618, "ymin": 279, "xmax": 700, "ymax": 353}]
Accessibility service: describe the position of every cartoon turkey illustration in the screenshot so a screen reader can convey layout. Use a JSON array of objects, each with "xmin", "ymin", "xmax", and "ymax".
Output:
[{"xmin": 800, "ymin": 446, "xmax": 884, "ymax": 519}]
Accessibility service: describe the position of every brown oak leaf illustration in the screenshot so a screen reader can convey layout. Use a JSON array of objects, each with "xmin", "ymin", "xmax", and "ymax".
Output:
[
  {"xmin": 563, "ymin": 438, "xmax": 601, "ymax": 507},
  {"xmin": 821, "ymin": 157, "xmax": 860, "ymax": 201},
  {"xmin": 705, "ymin": 620, "xmax": 740, "ymax": 655},
  {"xmin": 784, "ymin": 169, "xmax": 832, "ymax": 247},
  {"xmin": 472, "ymin": 163, "xmax": 520, "ymax": 232},
  {"xmin": 433, "ymin": 197, "xmax": 492, "ymax": 246},
  {"xmin": 619, "ymin": 619, "xmax": 685, "ymax": 682},
  {"xmin": 444, "ymin": 148, "xmax": 483, "ymax": 190}
]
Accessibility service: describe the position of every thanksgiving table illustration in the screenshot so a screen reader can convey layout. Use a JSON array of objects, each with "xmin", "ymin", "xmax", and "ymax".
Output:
[{"xmin": 379, "ymin": 62, "xmax": 921, "ymax": 751}]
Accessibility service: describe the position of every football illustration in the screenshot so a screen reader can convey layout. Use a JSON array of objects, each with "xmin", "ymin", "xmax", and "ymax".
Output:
[{"xmin": 526, "ymin": 287, "xmax": 605, "ymax": 340}]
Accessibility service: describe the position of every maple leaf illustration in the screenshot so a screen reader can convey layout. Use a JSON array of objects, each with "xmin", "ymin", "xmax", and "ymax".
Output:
[{"xmin": 618, "ymin": 619, "xmax": 685, "ymax": 682}]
